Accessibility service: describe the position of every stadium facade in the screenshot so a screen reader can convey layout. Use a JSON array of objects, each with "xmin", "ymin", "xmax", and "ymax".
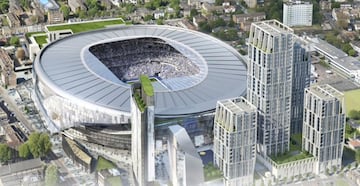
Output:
[{"xmin": 32, "ymin": 25, "xmax": 247, "ymax": 167}]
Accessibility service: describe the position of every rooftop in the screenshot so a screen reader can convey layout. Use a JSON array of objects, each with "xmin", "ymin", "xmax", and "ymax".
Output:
[
  {"xmin": 0, "ymin": 158, "xmax": 43, "ymax": 177},
  {"xmin": 307, "ymin": 37, "xmax": 360, "ymax": 71},
  {"xmin": 46, "ymin": 18, "xmax": 125, "ymax": 33},
  {"xmin": 64, "ymin": 137, "xmax": 92, "ymax": 164},
  {"xmin": 218, "ymin": 97, "xmax": 256, "ymax": 114},
  {"xmin": 35, "ymin": 25, "xmax": 247, "ymax": 118},
  {"xmin": 252, "ymin": 20, "xmax": 294, "ymax": 36},
  {"xmin": 307, "ymin": 84, "xmax": 344, "ymax": 100}
]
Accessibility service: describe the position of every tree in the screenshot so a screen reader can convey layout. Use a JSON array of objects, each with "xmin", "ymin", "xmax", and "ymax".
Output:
[
  {"xmin": 28, "ymin": 132, "xmax": 52, "ymax": 158},
  {"xmin": 356, "ymin": 150, "xmax": 360, "ymax": 164},
  {"xmin": 190, "ymin": 8, "xmax": 198, "ymax": 19},
  {"xmin": 331, "ymin": 2, "xmax": 341, "ymax": 9},
  {"xmin": 9, "ymin": 36, "xmax": 19, "ymax": 46},
  {"xmin": 0, "ymin": 1, "xmax": 9, "ymax": 14},
  {"xmin": 18, "ymin": 143, "xmax": 31, "ymax": 159},
  {"xmin": 156, "ymin": 19, "xmax": 164, "ymax": 25},
  {"xmin": 60, "ymin": 5, "xmax": 71, "ymax": 20},
  {"xmin": 348, "ymin": 49, "xmax": 357, "ymax": 57},
  {"xmin": 45, "ymin": 165, "xmax": 59, "ymax": 186},
  {"xmin": 124, "ymin": 3, "xmax": 136, "ymax": 14},
  {"xmin": 215, "ymin": 0, "xmax": 223, "ymax": 6},
  {"xmin": 143, "ymin": 15, "xmax": 154, "ymax": 21},
  {"xmin": 349, "ymin": 110, "xmax": 360, "ymax": 120},
  {"xmin": 0, "ymin": 144, "xmax": 12, "ymax": 163}
]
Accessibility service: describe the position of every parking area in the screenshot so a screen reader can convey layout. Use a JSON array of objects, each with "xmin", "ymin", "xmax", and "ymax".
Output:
[{"xmin": 314, "ymin": 63, "xmax": 359, "ymax": 92}]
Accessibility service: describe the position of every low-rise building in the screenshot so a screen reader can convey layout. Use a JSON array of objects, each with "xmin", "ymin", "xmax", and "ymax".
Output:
[
  {"xmin": 62, "ymin": 135, "xmax": 95, "ymax": 173},
  {"xmin": 97, "ymin": 168, "xmax": 122, "ymax": 186},
  {"xmin": 0, "ymin": 49, "xmax": 16, "ymax": 87},
  {"xmin": 48, "ymin": 9, "xmax": 64, "ymax": 24},
  {"xmin": 348, "ymin": 139, "xmax": 360, "ymax": 150},
  {"xmin": 232, "ymin": 13, "xmax": 266, "ymax": 31},
  {"xmin": 153, "ymin": 10, "xmax": 165, "ymax": 20},
  {"xmin": 0, "ymin": 158, "xmax": 44, "ymax": 186},
  {"xmin": 6, "ymin": 13, "xmax": 20, "ymax": 28},
  {"xmin": 306, "ymin": 37, "xmax": 360, "ymax": 84},
  {"xmin": 68, "ymin": 0, "xmax": 86, "ymax": 13}
]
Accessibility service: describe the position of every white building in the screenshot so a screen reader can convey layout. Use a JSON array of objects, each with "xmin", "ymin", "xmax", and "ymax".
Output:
[
  {"xmin": 131, "ymin": 78, "xmax": 155, "ymax": 186},
  {"xmin": 213, "ymin": 97, "xmax": 257, "ymax": 186},
  {"xmin": 168, "ymin": 125, "xmax": 204, "ymax": 186},
  {"xmin": 283, "ymin": 1, "xmax": 313, "ymax": 27},
  {"xmin": 302, "ymin": 84, "xmax": 346, "ymax": 174},
  {"xmin": 306, "ymin": 37, "xmax": 360, "ymax": 84}
]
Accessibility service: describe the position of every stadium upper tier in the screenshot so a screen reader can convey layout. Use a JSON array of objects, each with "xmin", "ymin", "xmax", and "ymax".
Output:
[{"xmin": 34, "ymin": 25, "xmax": 247, "ymax": 118}]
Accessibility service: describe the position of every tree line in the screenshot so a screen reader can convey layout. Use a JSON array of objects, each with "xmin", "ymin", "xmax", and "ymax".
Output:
[{"xmin": 0, "ymin": 132, "xmax": 52, "ymax": 164}]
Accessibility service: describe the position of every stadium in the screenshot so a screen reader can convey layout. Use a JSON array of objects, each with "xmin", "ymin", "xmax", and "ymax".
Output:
[{"xmin": 33, "ymin": 25, "xmax": 247, "ymax": 147}]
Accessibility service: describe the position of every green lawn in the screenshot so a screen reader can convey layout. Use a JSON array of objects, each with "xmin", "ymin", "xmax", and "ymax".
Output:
[
  {"xmin": 336, "ymin": 178, "xmax": 349, "ymax": 186},
  {"xmin": 34, "ymin": 35, "xmax": 48, "ymax": 48},
  {"xmin": 106, "ymin": 176, "xmax": 123, "ymax": 186},
  {"xmin": 96, "ymin": 156, "xmax": 116, "ymax": 171},
  {"xmin": 46, "ymin": 19, "xmax": 124, "ymax": 33},
  {"xmin": 25, "ymin": 31, "xmax": 45, "ymax": 38},
  {"xmin": 270, "ymin": 151, "xmax": 312, "ymax": 164},
  {"xmin": 344, "ymin": 89, "xmax": 360, "ymax": 116},
  {"xmin": 203, "ymin": 163, "xmax": 222, "ymax": 181},
  {"xmin": 140, "ymin": 75, "xmax": 154, "ymax": 96},
  {"xmin": 290, "ymin": 133, "xmax": 302, "ymax": 151}
]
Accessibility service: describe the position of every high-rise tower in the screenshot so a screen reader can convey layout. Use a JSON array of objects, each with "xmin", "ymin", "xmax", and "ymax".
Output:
[
  {"xmin": 213, "ymin": 97, "xmax": 257, "ymax": 186},
  {"xmin": 302, "ymin": 84, "xmax": 345, "ymax": 174},
  {"xmin": 247, "ymin": 20, "xmax": 294, "ymax": 156}
]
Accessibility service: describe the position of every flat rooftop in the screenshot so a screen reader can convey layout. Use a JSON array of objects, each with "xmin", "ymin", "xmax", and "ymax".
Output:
[
  {"xmin": 218, "ymin": 97, "xmax": 256, "ymax": 114},
  {"xmin": 307, "ymin": 84, "xmax": 344, "ymax": 100},
  {"xmin": 252, "ymin": 20, "xmax": 294, "ymax": 36}
]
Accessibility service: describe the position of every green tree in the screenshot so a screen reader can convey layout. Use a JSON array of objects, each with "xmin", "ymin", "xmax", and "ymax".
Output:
[
  {"xmin": 356, "ymin": 149, "xmax": 360, "ymax": 164},
  {"xmin": 348, "ymin": 49, "xmax": 357, "ymax": 56},
  {"xmin": 215, "ymin": 0, "xmax": 223, "ymax": 6},
  {"xmin": 18, "ymin": 143, "xmax": 31, "ymax": 159},
  {"xmin": 190, "ymin": 8, "xmax": 198, "ymax": 18},
  {"xmin": 45, "ymin": 165, "xmax": 59, "ymax": 186},
  {"xmin": 156, "ymin": 18, "xmax": 164, "ymax": 25},
  {"xmin": 20, "ymin": 0, "xmax": 30, "ymax": 10},
  {"xmin": 198, "ymin": 21, "xmax": 212, "ymax": 33},
  {"xmin": 143, "ymin": 14, "xmax": 154, "ymax": 21},
  {"xmin": 28, "ymin": 132, "xmax": 52, "ymax": 158},
  {"xmin": 9, "ymin": 36, "xmax": 20, "ymax": 46},
  {"xmin": 124, "ymin": 3, "xmax": 136, "ymax": 14},
  {"xmin": 331, "ymin": 2, "xmax": 341, "ymax": 9},
  {"xmin": 60, "ymin": 5, "xmax": 71, "ymax": 20},
  {"xmin": 0, "ymin": 1, "xmax": 9, "ymax": 14},
  {"xmin": 349, "ymin": 110, "xmax": 360, "ymax": 120},
  {"xmin": 0, "ymin": 144, "xmax": 12, "ymax": 163},
  {"xmin": 342, "ymin": 43, "xmax": 353, "ymax": 53}
]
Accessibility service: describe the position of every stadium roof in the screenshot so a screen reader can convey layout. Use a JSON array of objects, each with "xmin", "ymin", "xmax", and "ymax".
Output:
[{"xmin": 35, "ymin": 25, "xmax": 247, "ymax": 117}]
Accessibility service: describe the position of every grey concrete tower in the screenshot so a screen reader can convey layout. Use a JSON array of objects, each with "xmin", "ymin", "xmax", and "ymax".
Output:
[
  {"xmin": 213, "ymin": 97, "xmax": 257, "ymax": 186},
  {"xmin": 302, "ymin": 84, "xmax": 345, "ymax": 174},
  {"xmin": 247, "ymin": 20, "xmax": 294, "ymax": 156}
]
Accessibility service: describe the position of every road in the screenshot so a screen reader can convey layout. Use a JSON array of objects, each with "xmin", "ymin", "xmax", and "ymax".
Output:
[
  {"xmin": 0, "ymin": 86, "xmax": 35, "ymax": 132},
  {"xmin": 0, "ymin": 86, "xmax": 79, "ymax": 185}
]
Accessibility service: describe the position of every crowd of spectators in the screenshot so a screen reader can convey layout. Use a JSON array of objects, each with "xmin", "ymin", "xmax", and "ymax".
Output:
[{"xmin": 89, "ymin": 38, "xmax": 200, "ymax": 81}]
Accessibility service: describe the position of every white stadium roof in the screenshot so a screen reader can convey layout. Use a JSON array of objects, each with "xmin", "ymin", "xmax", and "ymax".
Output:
[{"xmin": 34, "ymin": 25, "xmax": 247, "ymax": 117}]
